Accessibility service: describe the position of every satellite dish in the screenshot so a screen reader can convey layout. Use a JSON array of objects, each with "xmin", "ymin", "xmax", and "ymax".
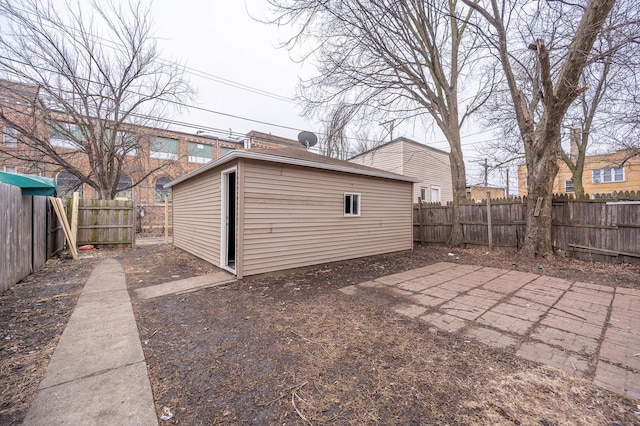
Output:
[{"xmin": 297, "ymin": 131, "xmax": 318, "ymax": 149}]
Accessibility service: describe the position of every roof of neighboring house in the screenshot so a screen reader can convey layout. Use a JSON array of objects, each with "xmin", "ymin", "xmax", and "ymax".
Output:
[
  {"xmin": 247, "ymin": 130, "xmax": 302, "ymax": 148},
  {"xmin": 165, "ymin": 146, "xmax": 420, "ymax": 188},
  {"xmin": 348, "ymin": 136, "xmax": 450, "ymax": 160}
]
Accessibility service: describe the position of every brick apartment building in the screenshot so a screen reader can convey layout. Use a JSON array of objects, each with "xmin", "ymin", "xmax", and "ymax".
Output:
[{"xmin": 0, "ymin": 80, "xmax": 303, "ymax": 233}]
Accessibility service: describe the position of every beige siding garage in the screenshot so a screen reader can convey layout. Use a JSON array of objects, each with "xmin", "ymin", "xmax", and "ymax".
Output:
[
  {"xmin": 172, "ymin": 166, "xmax": 225, "ymax": 266},
  {"xmin": 167, "ymin": 148, "xmax": 416, "ymax": 279},
  {"xmin": 241, "ymin": 160, "xmax": 413, "ymax": 276}
]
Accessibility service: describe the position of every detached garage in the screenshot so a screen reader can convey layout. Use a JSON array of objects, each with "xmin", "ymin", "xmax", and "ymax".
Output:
[{"xmin": 165, "ymin": 147, "xmax": 417, "ymax": 279}]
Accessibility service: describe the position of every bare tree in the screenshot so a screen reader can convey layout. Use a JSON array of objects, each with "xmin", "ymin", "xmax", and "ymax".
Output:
[
  {"xmin": 463, "ymin": 0, "xmax": 616, "ymax": 257},
  {"xmin": 0, "ymin": 0, "xmax": 193, "ymax": 199},
  {"xmin": 559, "ymin": 1, "xmax": 640, "ymax": 197},
  {"xmin": 479, "ymin": 1, "xmax": 640, "ymax": 199},
  {"xmin": 319, "ymin": 102, "xmax": 355, "ymax": 160},
  {"xmin": 349, "ymin": 128, "xmax": 386, "ymax": 157},
  {"xmin": 266, "ymin": 0, "xmax": 495, "ymax": 247}
]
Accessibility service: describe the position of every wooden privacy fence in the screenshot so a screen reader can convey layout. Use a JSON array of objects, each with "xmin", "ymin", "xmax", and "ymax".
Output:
[
  {"xmin": 414, "ymin": 192, "xmax": 640, "ymax": 263},
  {"xmin": 72, "ymin": 199, "xmax": 135, "ymax": 248},
  {"xmin": 1, "ymin": 182, "xmax": 64, "ymax": 293}
]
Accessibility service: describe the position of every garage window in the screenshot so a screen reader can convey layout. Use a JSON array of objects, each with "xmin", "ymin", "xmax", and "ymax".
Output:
[{"xmin": 344, "ymin": 193, "xmax": 360, "ymax": 217}]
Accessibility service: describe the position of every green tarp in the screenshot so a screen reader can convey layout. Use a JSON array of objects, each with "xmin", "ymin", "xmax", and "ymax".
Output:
[{"xmin": 0, "ymin": 172, "xmax": 57, "ymax": 196}]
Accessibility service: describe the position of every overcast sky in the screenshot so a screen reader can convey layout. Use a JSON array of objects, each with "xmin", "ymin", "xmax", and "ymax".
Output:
[
  {"xmin": 25, "ymin": 0, "xmax": 501, "ymax": 186},
  {"xmin": 146, "ymin": 1, "xmax": 503, "ymax": 185},
  {"xmin": 150, "ymin": 1, "xmax": 313, "ymax": 141}
]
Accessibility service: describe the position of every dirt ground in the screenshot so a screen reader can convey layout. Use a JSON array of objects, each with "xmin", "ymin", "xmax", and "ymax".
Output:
[{"xmin": 1, "ymin": 244, "xmax": 639, "ymax": 425}]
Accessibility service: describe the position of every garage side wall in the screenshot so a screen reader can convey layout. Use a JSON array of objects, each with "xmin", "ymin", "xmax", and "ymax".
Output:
[
  {"xmin": 241, "ymin": 160, "xmax": 413, "ymax": 276},
  {"xmin": 172, "ymin": 170, "xmax": 221, "ymax": 266}
]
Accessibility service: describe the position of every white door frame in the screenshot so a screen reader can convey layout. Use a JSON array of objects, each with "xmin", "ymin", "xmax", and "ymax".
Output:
[{"xmin": 220, "ymin": 166, "xmax": 237, "ymax": 274}]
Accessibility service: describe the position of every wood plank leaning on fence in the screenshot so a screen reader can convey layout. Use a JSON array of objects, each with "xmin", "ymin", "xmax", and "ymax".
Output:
[{"xmin": 49, "ymin": 197, "xmax": 78, "ymax": 259}]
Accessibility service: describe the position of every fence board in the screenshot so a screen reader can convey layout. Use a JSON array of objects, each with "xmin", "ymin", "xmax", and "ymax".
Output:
[
  {"xmin": 0, "ymin": 183, "xmax": 61, "ymax": 293},
  {"xmin": 414, "ymin": 195, "xmax": 640, "ymax": 263},
  {"xmin": 75, "ymin": 199, "xmax": 134, "ymax": 247}
]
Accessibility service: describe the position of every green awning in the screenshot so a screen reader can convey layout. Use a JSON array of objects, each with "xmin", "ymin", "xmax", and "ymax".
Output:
[{"xmin": 0, "ymin": 172, "xmax": 57, "ymax": 196}]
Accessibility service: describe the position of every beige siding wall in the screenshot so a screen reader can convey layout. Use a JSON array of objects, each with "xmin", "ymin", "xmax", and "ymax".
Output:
[
  {"xmin": 350, "ymin": 140, "xmax": 453, "ymax": 204},
  {"xmin": 401, "ymin": 141, "xmax": 453, "ymax": 203},
  {"xmin": 349, "ymin": 142, "xmax": 403, "ymax": 174},
  {"xmin": 241, "ymin": 160, "xmax": 413, "ymax": 276},
  {"xmin": 172, "ymin": 168, "xmax": 222, "ymax": 266}
]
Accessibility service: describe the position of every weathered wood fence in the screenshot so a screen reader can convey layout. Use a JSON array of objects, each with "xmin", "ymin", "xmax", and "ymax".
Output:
[
  {"xmin": 1, "ymin": 182, "xmax": 64, "ymax": 292},
  {"xmin": 414, "ymin": 192, "xmax": 640, "ymax": 263},
  {"xmin": 72, "ymin": 199, "xmax": 135, "ymax": 248}
]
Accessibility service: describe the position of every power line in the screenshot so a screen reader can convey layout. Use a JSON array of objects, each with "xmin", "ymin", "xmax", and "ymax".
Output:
[{"xmin": 2, "ymin": 2, "xmax": 298, "ymax": 104}]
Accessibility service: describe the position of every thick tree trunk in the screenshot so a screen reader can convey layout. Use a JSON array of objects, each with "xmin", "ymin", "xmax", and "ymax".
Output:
[
  {"xmin": 448, "ymin": 140, "xmax": 467, "ymax": 247},
  {"xmin": 572, "ymin": 167, "xmax": 585, "ymax": 198},
  {"xmin": 522, "ymin": 126, "xmax": 560, "ymax": 257}
]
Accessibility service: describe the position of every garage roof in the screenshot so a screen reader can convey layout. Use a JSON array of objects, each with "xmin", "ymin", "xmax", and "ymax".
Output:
[{"xmin": 165, "ymin": 147, "xmax": 420, "ymax": 188}]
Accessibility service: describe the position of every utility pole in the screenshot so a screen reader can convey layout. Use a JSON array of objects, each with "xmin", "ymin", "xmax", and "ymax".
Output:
[
  {"xmin": 379, "ymin": 119, "xmax": 395, "ymax": 142},
  {"xmin": 506, "ymin": 167, "xmax": 510, "ymax": 196},
  {"xmin": 484, "ymin": 158, "xmax": 488, "ymax": 187}
]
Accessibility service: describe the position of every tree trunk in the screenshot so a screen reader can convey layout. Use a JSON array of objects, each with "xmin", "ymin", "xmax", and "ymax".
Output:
[
  {"xmin": 448, "ymin": 139, "xmax": 467, "ymax": 247},
  {"xmin": 572, "ymin": 167, "xmax": 585, "ymax": 198},
  {"xmin": 521, "ymin": 127, "xmax": 560, "ymax": 257}
]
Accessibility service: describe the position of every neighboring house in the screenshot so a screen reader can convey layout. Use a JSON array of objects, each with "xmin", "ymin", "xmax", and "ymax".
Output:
[
  {"xmin": 348, "ymin": 137, "xmax": 452, "ymax": 203},
  {"xmin": 517, "ymin": 149, "xmax": 640, "ymax": 196},
  {"xmin": 166, "ymin": 147, "xmax": 417, "ymax": 279},
  {"xmin": 0, "ymin": 80, "xmax": 302, "ymax": 231},
  {"xmin": 466, "ymin": 185, "xmax": 506, "ymax": 201}
]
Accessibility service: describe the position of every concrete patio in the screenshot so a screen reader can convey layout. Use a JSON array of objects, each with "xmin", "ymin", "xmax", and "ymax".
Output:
[{"xmin": 340, "ymin": 262, "xmax": 640, "ymax": 401}]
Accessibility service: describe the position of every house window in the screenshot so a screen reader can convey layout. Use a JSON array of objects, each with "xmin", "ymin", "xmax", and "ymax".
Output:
[
  {"xmin": 222, "ymin": 147, "xmax": 235, "ymax": 155},
  {"xmin": 3, "ymin": 126, "xmax": 17, "ymax": 147},
  {"xmin": 49, "ymin": 121, "xmax": 85, "ymax": 149},
  {"xmin": 3, "ymin": 166, "xmax": 17, "ymax": 173},
  {"xmin": 592, "ymin": 167, "xmax": 624, "ymax": 183},
  {"xmin": 110, "ymin": 130, "xmax": 138, "ymax": 156},
  {"xmin": 155, "ymin": 177, "xmax": 172, "ymax": 203},
  {"xmin": 56, "ymin": 171, "xmax": 83, "ymax": 199},
  {"xmin": 188, "ymin": 142, "xmax": 212, "ymax": 163},
  {"xmin": 150, "ymin": 137, "xmax": 178, "ymax": 160},
  {"xmin": 431, "ymin": 185, "xmax": 441, "ymax": 203},
  {"xmin": 115, "ymin": 175, "xmax": 132, "ymax": 200},
  {"xmin": 565, "ymin": 180, "xmax": 575, "ymax": 193},
  {"xmin": 344, "ymin": 193, "xmax": 360, "ymax": 216},
  {"xmin": 420, "ymin": 187, "xmax": 428, "ymax": 201}
]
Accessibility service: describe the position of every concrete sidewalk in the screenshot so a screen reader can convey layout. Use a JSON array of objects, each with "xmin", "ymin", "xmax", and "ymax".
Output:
[
  {"xmin": 24, "ymin": 259, "xmax": 158, "ymax": 425},
  {"xmin": 135, "ymin": 270, "xmax": 235, "ymax": 300}
]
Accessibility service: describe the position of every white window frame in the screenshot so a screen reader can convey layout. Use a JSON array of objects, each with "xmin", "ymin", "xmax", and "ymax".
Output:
[
  {"xmin": 420, "ymin": 187, "xmax": 428, "ymax": 201},
  {"xmin": 344, "ymin": 192, "xmax": 361, "ymax": 217},
  {"xmin": 431, "ymin": 185, "xmax": 441, "ymax": 203},
  {"xmin": 154, "ymin": 177, "xmax": 172, "ymax": 204},
  {"xmin": 50, "ymin": 122, "xmax": 83, "ymax": 149},
  {"xmin": 3, "ymin": 126, "xmax": 17, "ymax": 147},
  {"xmin": 592, "ymin": 167, "xmax": 624, "ymax": 184},
  {"xmin": 150, "ymin": 136, "xmax": 178, "ymax": 160},
  {"xmin": 565, "ymin": 180, "xmax": 575, "ymax": 193},
  {"xmin": 3, "ymin": 166, "xmax": 17, "ymax": 173},
  {"xmin": 188, "ymin": 142, "xmax": 213, "ymax": 163}
]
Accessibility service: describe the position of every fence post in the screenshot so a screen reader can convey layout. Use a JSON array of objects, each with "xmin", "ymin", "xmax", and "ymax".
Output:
[
  {"xmin": 164, "ymin": 195, "xmax": 169, "ymax": 244},
  {"xmin": 70, "ymin": 192, "xmax": 79, "ymax": 247},
  {"xmin": 486, "ymin": 192, "xmax": 493, "ymax": 251},
  {"xmin": 418, "ymin": 197, "xmax": 424, "ymax": 245}
]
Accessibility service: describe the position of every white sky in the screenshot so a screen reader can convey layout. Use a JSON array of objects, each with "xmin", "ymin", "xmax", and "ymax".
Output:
[
  {"xmin": 148, "ymin": 1, "xmax": 503, "ymax": 185},
  {"xmin": 23, "ymin": 0, "xmax": 504, "ymax": 188},
  {"xmin": 150, "ymin": 0, "xmax": 313, "ymax": 141}
]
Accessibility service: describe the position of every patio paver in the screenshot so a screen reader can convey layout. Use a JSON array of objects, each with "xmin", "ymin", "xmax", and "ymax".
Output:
[{"xmin": 342, "ymin": 262, "xmax": 640, "ymax": 401}]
